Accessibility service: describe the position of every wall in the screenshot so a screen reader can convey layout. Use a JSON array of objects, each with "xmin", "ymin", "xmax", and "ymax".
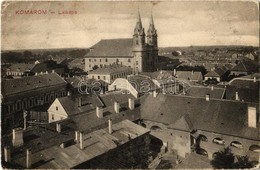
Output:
[
  {"xmin": 197, "ymin": 130, "xmax": 260, "ymax": 161},
  {"xmin": 47, "ymin": 99, "xmax": 68, "ymax": 123},
  {"xmin": 85, "ymin": 57, "xmax": 133, "ymax": 72}
]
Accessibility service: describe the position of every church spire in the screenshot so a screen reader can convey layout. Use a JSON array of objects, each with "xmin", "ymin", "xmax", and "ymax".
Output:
[
  {"xmin": 148, "ymin": 12, "xmax": 156, "ymax": 35},
  {"xmin": 134, "ymin": 9, "xmax": 144, "ymax": 35}
]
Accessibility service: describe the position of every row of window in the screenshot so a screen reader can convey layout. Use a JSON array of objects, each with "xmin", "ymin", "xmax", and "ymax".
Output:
[
  {"xmin": 88, "ymin": 58, "xmax": 132, "ymax": 63},
  {"xmin": 3, "ymin": 91, "xmax": 66, "ymax": 114}
]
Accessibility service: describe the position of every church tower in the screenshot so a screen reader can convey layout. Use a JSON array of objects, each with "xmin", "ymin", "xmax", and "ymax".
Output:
[
  {"xmin": 133, "ymin": 10, "xmax": 146, "ymax": 73},
  {"xmin": 147, "ymin": 14, "xmax": 158, "ymax": 48},
  {"xmin": 147, "ymin": 13, "xmax": 158, "ymax": 71}
]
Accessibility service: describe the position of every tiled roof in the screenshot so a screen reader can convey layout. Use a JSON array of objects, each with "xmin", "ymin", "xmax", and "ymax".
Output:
[
  {"xmin": 7, "ymin": 63, "xmax": 35, "ymax": 72},
  {"xmin": 88, "ymin": 64, "xmax": 132, "ymax": 75},
  {"xmin": 66, "ymin": 77, "xmax": 83, "ymax": 88},
  {"xmin": 31, "ymin": 61, "xmax": 64, "ymax": 73},
  {"xmin": 71, "ymin": 99, "xmax": 141, "ymax": 132},
  {"xmin": 140, "ymin": 93, "xmax": 259, "ymax": 140},
  {"xmin": 128, "ymin": 75, "xmax": 159, "ymax": 93},
  {"xmin": 2, "ymin": 73, "xmax": 67, "ymax": 96},
  {"xmin": 141, "ymin": 70, "xmax": 173, "ymax": 80},
  {"xmin": 186, "ymin": 86, "xmax": 225, "ymax": 99},
  {"xmin": 231, "ymin": 60, "xmax": 258, "ymax": 72},
  {"xmin": 225, "ymin": 86, "xmax": 259, "ymax": 103},
  {"xmin": 205, "ymin": 66, "xmax": 227, "ymax": 77},
  {"xmin": 229, "ymin": 79, "xmax": 259, "ymax": 89},
  {"xmin": 176, "ymin": 71, "xmax": 202, "ymax": 81},
  {"xmin": 58, "ymin": 94, "xmax": 104, "ymax": 116},
  {"xmin": 99, "ymin": 91, "xmax": 135, "ymax": 107},
  {"xmin": 86, "ymin": 39, "xmax": 134, "ymax": 57}
]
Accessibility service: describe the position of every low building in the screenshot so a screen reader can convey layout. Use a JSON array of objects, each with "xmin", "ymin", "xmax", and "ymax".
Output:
[
  {"xmin": 108, "ymin": 75, "xmax": 159, "ymax": 98},
  {"xmin": 10, "ymin": 120, "xmax": 150, "ymax": 169},
  {"xmin": 204, "ymin": 66, "xmax": 229, "ymax": 82},
  {"xmin": 6, "ymin": 63, "xmax": 36, "ymax": 77},
  {"xmin": 230, "ymin": 60, "xmax": 258, "ymax": 76},
  {"xmin": 1, "ymin": 73, "xmax": 67, "ymax": 130},
  {"xmin": 88, "ymin": 64, "xmax": 133, "ymax": 84},
  {"xmin": 176, "ymin": 71, "xmax": 203, "ymax": 83},
  {"xmin": 140, "ymin": 93, "xmax": 259, "ymax": 161},
  {"xmin": 225, "ymin": 73, "xmax": 260, "ymax": 103}
]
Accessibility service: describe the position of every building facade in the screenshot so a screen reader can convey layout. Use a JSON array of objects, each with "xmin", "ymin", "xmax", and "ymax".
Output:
[
  {"xmin": 1, "ymin": 73, "xmax": 67, "ymax": 130},
  {"xmin": 85, "ymin": 11, "xmax": 158, "ymax": 73}
]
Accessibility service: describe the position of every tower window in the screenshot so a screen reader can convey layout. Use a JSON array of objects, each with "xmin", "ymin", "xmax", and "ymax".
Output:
[
  {"xmin": 105, "ymin": 58, "xmax": 108, "ymax": 62},
  {"xmin": 89, "ymin": 59, "xmax": 91, "ymax": 62},
  {"xmin": 56, "ymin": 106, "xmax": 58, "ymax": 111},
  {"xmin": 128, "ymin": 58, "xmax": 131, "ymax": 62},
  {"xmin": 136, "ymin": 40, "xmax": 138, "ymax": 45},
  {"xmin": 136, "ymin": 61, "xmax": 138, "ymax": 65}
]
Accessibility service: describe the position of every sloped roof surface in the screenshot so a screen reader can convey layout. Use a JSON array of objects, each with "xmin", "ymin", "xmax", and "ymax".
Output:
[
  {"xmin": 186, "ymin": 86, "xmax": 225, "ymax": 99},
  {"xmin": 225, "ymin": 86, "xmax": 259, "ymax": 103},
  {"xmin": 231, "ymin": 60, "xmax": 258, "ymax": 72},
  {"xmin": 177, "ymin": 71, "xmax": 202, "ymax": 81},
  {"xmin": 140, "ymin": 93, "xmax": 259, "ymax": 140},
  {"xmin": 86, "ymin": 39, "xmax": 134, "ymax": 57},
  {"xmin": 7, "ymin": 63, "xmax": 35, "ymax": 72},
  {"xmin": 2, "ymin": 73, "xmax": 67, "ymax": 96}
]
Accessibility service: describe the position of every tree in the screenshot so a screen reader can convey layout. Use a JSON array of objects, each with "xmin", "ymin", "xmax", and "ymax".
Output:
[
  {"xmin": 211, "ymin": 147, "xmax": 234, "ymax": 169},
  {"xmin": 233, "ymin": 156, "xmax": 253, "ymax": 169},
  {"xmin": 211, "ymin": 147, "xmax": 254, "ymax": 169}
]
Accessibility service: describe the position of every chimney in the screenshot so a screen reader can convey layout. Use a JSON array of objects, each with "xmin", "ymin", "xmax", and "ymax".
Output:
[
  {"xmin": 96, "ymin": 106, "xmax": 103, "ymax": 118},
  {"xmin": 173, "ymin": 69, "xmax": 176, "ymax": 76},
  {"xmin": 26, "ymin": 148, "xmax": 32, "ymax": 168},
  {"xmin": 191, "ymin": 70, "xmax": 194, "ymax": 75},
  {"xmin": 67, "ymin": 91, "xmax": 71, "ymax": 96},
  {"xmin": 56, "ymin": 123, "xmax": 61, "ymax": 133},
  {"xmin": 211, "ymin": 86, "xmax": 214, "ymax": 91},
  {"xmin": 153, "ymin": 91, "xmax": 158, "ymax": 98},
  {"xmin": 79, "ymin": 132, "xmax": 83, "ymax": 149},
  {"xmin": 12, "ymin": 128, "xmax": 24, "ymax": 147},
  {"xmin": 108, "ymin": 119, "xmax": 113, "ymax": 134},
  {"xmin": 4, "ymin": 146, "xmax": 11, "ymax": 163},
  {"xmin": 75, "ymin": 131, "xmax": 79, "ymax": 143},
  {"xmin": 52, "ymin": 69, "xmax": 55, "ymax": 73},
  {"xmin": 205, "ymin": 94, "xmax": 210, "ymax": 101},
  {"xmin": 40, "ymin": 72, "xmax": 43, "ymax": 75},
  {"xmin": 128, "ymin": 98, "xmax": 135, "ymax": 110},
  {"xmin": 162, "ymin": 87, "xmax": 166, "ymax": 94},
  {"xmin": 78, "ymin": 97, "xmax": 82, "ymax": 107},
  {"xmin": 35, "ymin": 72, "xmax": 38, "ymax": 76},
  {"xmin": 235, "ymin": 92, "xmax": 239, "ymax": 101},
  {"xmin": 253, "ymin": 77, "xmax": 256, "ymax": 82},
  {"xmin": 248, "ymin": 107, "xmax": 257, "ymax": 128},
  {"xmin": 45, "ymin": 71, "xmax": 48, "ymax": 74},
  {"xmin": 114, "ymin": 101, "xmax": 120, "ymax": 113}
]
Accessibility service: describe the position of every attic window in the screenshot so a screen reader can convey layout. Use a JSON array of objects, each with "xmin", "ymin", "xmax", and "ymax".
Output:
[
  {"xmin": 12, "ymin": 85, "xmax": 16, "ymax": 88},
  {"xmin": 160, "ymin": 113, "xmax": 163, "ymax": 116},
  {"xmin": 39, "ymin": 80, "xmax": 42, "ymax": 83},
  {"xmin": 27, "ymin": 83, "xmax": 30, "ymax": 85},
  {"xmin": 221, "ymin": 123, "xmax": 224, "ymax": 125},
  {"xmin": 49, "ymin": 79, "xmax": 52, "ymax": 81}
]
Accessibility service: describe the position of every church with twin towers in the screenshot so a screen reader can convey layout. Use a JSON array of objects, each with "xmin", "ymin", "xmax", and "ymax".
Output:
[{"xmin": 85, "ymin": 11, "xmax": 158, "ymax": 73}]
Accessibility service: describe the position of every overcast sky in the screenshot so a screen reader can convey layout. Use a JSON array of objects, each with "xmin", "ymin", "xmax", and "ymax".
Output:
[{"xmin": 1, "ymin": 1, "xmax": 259, "ymax": 50}]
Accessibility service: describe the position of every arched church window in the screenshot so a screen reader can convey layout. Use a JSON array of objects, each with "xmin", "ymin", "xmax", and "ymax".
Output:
[{"xmin": 136, "ymin": 40, "xmax": 138, "ymax": 45}]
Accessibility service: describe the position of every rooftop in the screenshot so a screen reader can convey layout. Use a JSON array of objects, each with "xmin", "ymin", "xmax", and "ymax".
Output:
[
  {"xmin": 13, "ymin": 120, "xmax": 149, "ymax": 169},
  {"xmin": 86, "ymin": 39, "xmax": 133, "ymax": 57},
  {"xmin": 231, "ymin": 60, "xmax": 258, "ymax": 72},
  {"xmin": 2, "ymin": 73, "xmax": 67, "ymax": 96},
  {"xmin": 128, "ymin": 75, "xmax": 159, "ymax": 93},
  {"xmin": 176, "ymin": 71, "xmax": 202, "ymax": 81},
  {"xmin": 6, "ymin": 63, "xmax": 36, "ymax": 72},
  {"xmin": 88, "ymin": 64, "xmax": 132, "ymax": 75},
  {"xmin": 205, "ymin": 66, "xmax": 227, "ymax": 77},
  {"xmin": 140, "ymin": 93, "xmax": 259, "ymax": 141},
  {"xmin": 186, "ymin": 86, "xmax": 225, "ymax": 99}
]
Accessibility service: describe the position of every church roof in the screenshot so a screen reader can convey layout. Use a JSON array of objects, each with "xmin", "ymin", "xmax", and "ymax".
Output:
[{"xmin": 86, "ymin": 39, "xmax": 134, "ymax": 58}]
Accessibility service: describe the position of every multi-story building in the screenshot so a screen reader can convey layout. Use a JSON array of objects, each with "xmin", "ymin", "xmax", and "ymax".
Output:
[
  {"xmin": 85, "ymin": 11, "xmax": 158, "ymax": 73},
  {"xmin": 87, "ymin": 64, "xmax": 133, "ymax": 84},
  {"xmin": 1, "ymin": 73, "xmax": 67, "ymax": 129}
]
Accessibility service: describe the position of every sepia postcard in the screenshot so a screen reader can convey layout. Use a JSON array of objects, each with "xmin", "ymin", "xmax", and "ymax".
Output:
[{"xmin": 1, "ymin": 0, "xmax": 259, "ymax": 169}]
